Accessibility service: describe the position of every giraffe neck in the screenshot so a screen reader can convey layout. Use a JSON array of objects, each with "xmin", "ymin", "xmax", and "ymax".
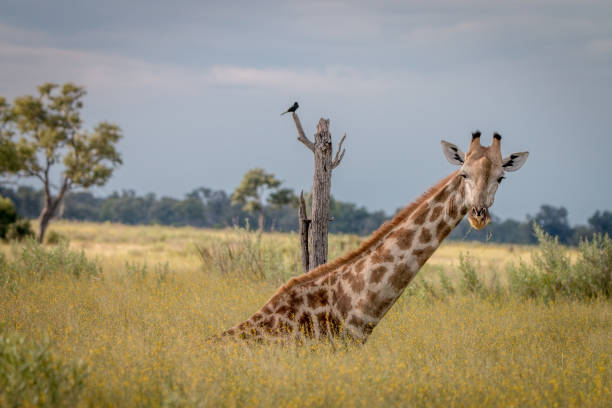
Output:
[
  {"xmin": 337, "ymin": 172, "xmax": 467, "ymax": 339},
  {"xmin": 221, "ymin": 172, "xmax": 467, "ymax": 343}
]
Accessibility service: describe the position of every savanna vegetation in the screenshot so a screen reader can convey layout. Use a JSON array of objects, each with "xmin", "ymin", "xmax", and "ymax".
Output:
[
  {"xmin": 3, "ymin": 183, "xmax": 612, "ymax": 245},
  {"xmin": 1, "ymin": 221, "xmax": 610, "ymax": 407}
]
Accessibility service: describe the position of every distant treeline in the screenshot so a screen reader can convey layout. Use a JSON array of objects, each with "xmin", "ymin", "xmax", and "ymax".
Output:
[{"xmin": 1, "ymin": 185, "xmax": 610, "ymax": 245}]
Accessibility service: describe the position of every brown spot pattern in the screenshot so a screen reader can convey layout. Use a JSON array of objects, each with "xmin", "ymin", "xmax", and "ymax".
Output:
[
  {"xmin": 343, "ymin": 270, "xmax": 365, "ymax": 294},
  {"xmin": 419, "ymin": 228, "xmax": 432, "ymax": 244},
  {"xmin": 369, "ymin": 265, "xmax": 387, "ymax": 284},
  {"xmin": 371, "ymin": 297, "xmax": 394, "ymax": 318},
  {"xmin": 429, "ymin": 206, "xmax": 443, "ymax": 222},
  {"xmin": 436, "ymin": 221, "xmax": 452, "ymax": 242},
  {"xmin": 307, "ymin": 288, "xmax": 329, "ymax": 309},
  {"xmin": 298, "ymin": 312, "xmax": 314, "ymax": 338},
  {"xmin": 392, "ymin": 228, "xmax": 415, "ymax": 250},
  {"xmin": 413, "ymin": 206, "xmax": 429, "ymax": 225},
  {"xmin": 371, "ymin": 245, "xmax": 394, "ymax": 264},
  {"xmin": 316, "ymin": 312, "xmax": 329, "ymax": 337},
  {"xmin": 355, "ymin": 259, "xmax": 366, "ymax": 273},
  {"xmin": 414, "ymin": 246, "xmax": 436, "ymax": 266},
  {"xmin": 389, "ymin": 263, "xmax": 413, "ymax": 290},
  {"xmin": 357, "ymin": 290, "xmax": 378, "ymax": 310},
  {"xmin": 333, "ymin": 284, "xmax": 352, "ymax": 318},
  {"xmin": 434, "ymin": 186, "xmax": 450, "ymax": 203},
  {"xmin": 447, "ymin": 195, "xmax": 458, "ymax": 219},
  {"xmin": 288, "ymin": 291, "xmax": 302, "ymax": 309}
]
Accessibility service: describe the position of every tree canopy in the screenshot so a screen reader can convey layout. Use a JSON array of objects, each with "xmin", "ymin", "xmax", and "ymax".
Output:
[
  {"xmin": 231, "ymin": 168, "xmax": 295, "ymax": 230},
  {"xmin": 1, "ymin": 83, "xmax": 122, "ymax": 242}
]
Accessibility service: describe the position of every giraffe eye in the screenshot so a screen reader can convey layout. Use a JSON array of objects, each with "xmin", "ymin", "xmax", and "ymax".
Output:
[
  {"xmin": 460, "ymin": 173, "xmax": 468, "ymax": 179},
  {"xmin": 497, "ymin": 176, "xmax": 505, "ymax": 183}
]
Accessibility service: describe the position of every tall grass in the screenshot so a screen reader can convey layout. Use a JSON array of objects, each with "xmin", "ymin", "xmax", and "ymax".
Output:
[
  {"xmin": 0, "ymin": 239, "xmax": 100, "ymax": 291},
  {"xmin": 0, "ymin": 222, "xmax": 610, "ymax": 407}
]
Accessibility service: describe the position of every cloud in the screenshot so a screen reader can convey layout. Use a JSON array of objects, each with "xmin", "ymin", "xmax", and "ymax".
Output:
[
  {"xmin": 0, "ymin": 37, "xmax": 399, "ymax": 99},
  {"xmin": 587, "ymin": 38, "xmax": 612, "ymax": 56}
]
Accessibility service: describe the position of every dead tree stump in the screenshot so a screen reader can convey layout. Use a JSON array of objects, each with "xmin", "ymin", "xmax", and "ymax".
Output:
[{"xmin": 292, "ymin": 112, "xmax": 346, "ymax": 273}]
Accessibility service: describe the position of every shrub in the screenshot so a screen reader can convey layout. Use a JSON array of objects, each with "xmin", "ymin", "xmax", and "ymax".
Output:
[
  {"xmin": 458, "ymin": 252, "xmax": 484, "ymax": 295},
  {"xmin": 5, "ymin": 218, "xmax": 34, "ymax": 241},
  {"xmin": 0, "ymin": 239, "xmax": 101, "ymax": 290},
  {"xmin": 0, "ymin": 328, "xmax": 88, "ymax": 407},
  {"xmin": 45, "ymin": 230, "xmax": 70, "ymax": 245},
  {"xmin": 196, "ymin": 226, "xmax": 286, "ymax": 280},
  {"xmin": 573, "ymin": 233, "xmax": 612, "ymax": 298},
  {"xmin": 0, "ymin": 196, "xmax": 18, "ymax": 240},
  {"xmin": 508, "ymin": 225, "xmax": 612, "ymax": 300},
  {"xmin": 438, "ymin": 270, "xmax": 455, "ymax": 295}
]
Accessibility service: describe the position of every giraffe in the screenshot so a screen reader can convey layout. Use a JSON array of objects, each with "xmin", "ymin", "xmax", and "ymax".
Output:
[{"xmin": 220, "ymin": 132, "xmax": 529, "ymax": 343}]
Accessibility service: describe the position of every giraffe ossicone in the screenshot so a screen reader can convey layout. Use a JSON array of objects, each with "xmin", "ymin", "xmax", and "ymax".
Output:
[{"xmin": 221, "ymin": 133, "xmax": 529, "ymax": 343}]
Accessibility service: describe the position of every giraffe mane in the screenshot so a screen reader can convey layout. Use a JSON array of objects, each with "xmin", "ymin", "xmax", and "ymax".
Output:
[{"xmin": 268, "ymin": 170, "xmax": 460, "ymax": 296}]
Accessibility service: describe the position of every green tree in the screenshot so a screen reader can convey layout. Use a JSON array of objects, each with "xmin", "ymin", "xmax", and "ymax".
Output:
[
  {"xmin": 0, "ymin": 97, "xmax": 23, "ymax": 174},
  {"xmin": 533, "ymin": 205, "xmax": 572, "ymax": 244},
  {"xmin": 2, "ymin": 83, "xmax": 122, "ymax": 242},
  {"xmin": 589, "ymin": 210, "xmax": 612, "ymax": 235},
  {"xmin": 231, "ymin": 168, "xmax": 285, "ymax": 231}
]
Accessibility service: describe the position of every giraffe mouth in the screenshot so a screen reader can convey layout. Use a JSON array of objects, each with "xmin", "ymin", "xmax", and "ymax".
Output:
[{"xmin": 468, "ymin": 207, "xmax": 490, "ymax": 230}]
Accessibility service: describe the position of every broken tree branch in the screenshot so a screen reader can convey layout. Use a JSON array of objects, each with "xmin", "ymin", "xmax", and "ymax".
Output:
[
  {"xmin": 292, "ymin": 112, "xmax": 314, "ymax": 152},
  {"xmin": 331, "ymin": 133, "xmax": 347, "ymax": 169}
]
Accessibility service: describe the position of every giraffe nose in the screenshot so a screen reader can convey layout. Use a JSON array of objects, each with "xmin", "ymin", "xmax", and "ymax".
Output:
[{"xmin": 470, "ymin": 207, "xmax": 490, "ymax": 224}]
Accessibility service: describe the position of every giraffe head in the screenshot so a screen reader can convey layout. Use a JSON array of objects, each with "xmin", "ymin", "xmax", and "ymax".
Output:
[{"xmin": 440, "ymin": 132, "xmax": 529, "ymax": 230}]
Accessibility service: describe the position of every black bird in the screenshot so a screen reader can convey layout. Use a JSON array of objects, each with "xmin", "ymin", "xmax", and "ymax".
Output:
[{"xmin": 281, "ymin": 102, "xmax": 299, "ymax": 115}]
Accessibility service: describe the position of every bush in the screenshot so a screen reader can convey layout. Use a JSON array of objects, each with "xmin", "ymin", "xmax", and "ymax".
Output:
[
  {"xmin": 508, "ymin": 225, "xmax": 612, "ymax": 300},
  {"xmin": 45, "ymin": 230, "xmax": 70, "ymax": 245},
  {"xmin": 0, "ymin": 328, "xmax": 88, "ymax": 407},
  {"xmin": 0, "ymin": 196, "xmax": 18, "ymax": 240},
  {"xmin": 5, "ymin": 218, "xmax": 34, "ymax": 241},
  {"xmin": 0, "ymin": 239, "xmax": 101, "ymax": 290},
  {"xmin": 458, "ymin": 252, "xmax": 484, "ymax": 295},
  {"xmin": 574, "ymin": 233, "xmax": 612, "ymax": 298},
  {"xmin": 196, "ymin": 226, "xmax": 286, "ymax": 280}
]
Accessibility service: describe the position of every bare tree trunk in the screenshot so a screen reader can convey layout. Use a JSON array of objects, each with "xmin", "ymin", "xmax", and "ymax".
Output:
[
  {"xmin": 292, "ymin": 113, "xmax": 346, "ymax": 272},
  {"xmin": 38, "ymin": 208, "xmax": 52, "ymax": 243},
  {"xmin": 37, "ymin": 178, "xmax": 69, "ymax": 243},
  {"xmin": 309, "ymin": 119, "xmax": 332, "ymax": 268},
  {"xmin": 298, "ymin": 191, "xmax": 310, "ymax": 273},
  {"xmin": 257, "ymin": 212, "xmax": 264, "ymax": 232}
]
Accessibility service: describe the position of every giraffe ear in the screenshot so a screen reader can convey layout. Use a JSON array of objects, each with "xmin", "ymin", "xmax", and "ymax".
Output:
[
  {"xmin": 441, "ymin": 141, "xmax": 465, "ymax": 166},
  {"xmin": 502, "ymin": 151, "xmax": 529, "ymax": 172}
]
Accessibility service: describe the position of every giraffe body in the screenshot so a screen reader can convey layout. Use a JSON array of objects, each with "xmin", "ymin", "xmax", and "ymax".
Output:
[{"xmin": 221, "ymin": 133, "xmax": 528, "ymax": 343}]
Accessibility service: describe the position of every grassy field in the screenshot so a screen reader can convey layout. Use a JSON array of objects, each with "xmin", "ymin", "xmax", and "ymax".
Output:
[{"xmin": 1, "ymin": 221, "xmax": 610, "ymax": 407}]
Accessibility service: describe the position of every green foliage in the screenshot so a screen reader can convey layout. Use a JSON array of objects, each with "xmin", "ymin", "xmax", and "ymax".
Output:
[
  {"xmin": 8, "ymin": 83, "xmax": 122, "ymax": 187},
  {"xmin": 508, "ymin": 225, "xmax": 612, "ymax": 300},
  {"xmin": 458, "ymin": 252, "xmax": 484, "ymax": 295},
  {"xmin": 5, "ymin": 219, "xmax": 34, "ymax": 242},
  {"xmin": 0, "ymin": 196, "xmax": 17, "ymax": 239},
  {"xmin": 574, "ymin": 233, "xmax": 612, "ymax": 298},
  {"xmin": 0, "ymin": 239, "xmax": 100, "ymax": 290},
  {"xmin": 0, "ymin": 328, "xmax": 87, "ymax": 407},
  {"xmin": 1, "ymin": 83, "xmax": 122, "ymax": 242},
  {"xmin": 231, "ymin": 168, "xmax": 282, "ymax": 213},
  {"xmin": 44, "ymin": 230, "xmax": 69, "ymax": 245},
  {"xmin": 267, "ymin": 187, "xmax": 298, "ymax": 209},
  {"xmin": 438, "ymin": 270, "xmax": 455, "ymax": 295}
]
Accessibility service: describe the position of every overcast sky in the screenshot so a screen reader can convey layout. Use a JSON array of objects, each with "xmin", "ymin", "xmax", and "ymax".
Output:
[{"xmin": 1, "ymin": 0, "xmax": 611, "ymax": 224}]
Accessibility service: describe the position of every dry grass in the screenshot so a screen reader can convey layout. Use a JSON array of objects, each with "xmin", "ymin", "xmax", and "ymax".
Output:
[{"xmin": 1, "ymin": 221, "xmax": 610, "ymax": 407}]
